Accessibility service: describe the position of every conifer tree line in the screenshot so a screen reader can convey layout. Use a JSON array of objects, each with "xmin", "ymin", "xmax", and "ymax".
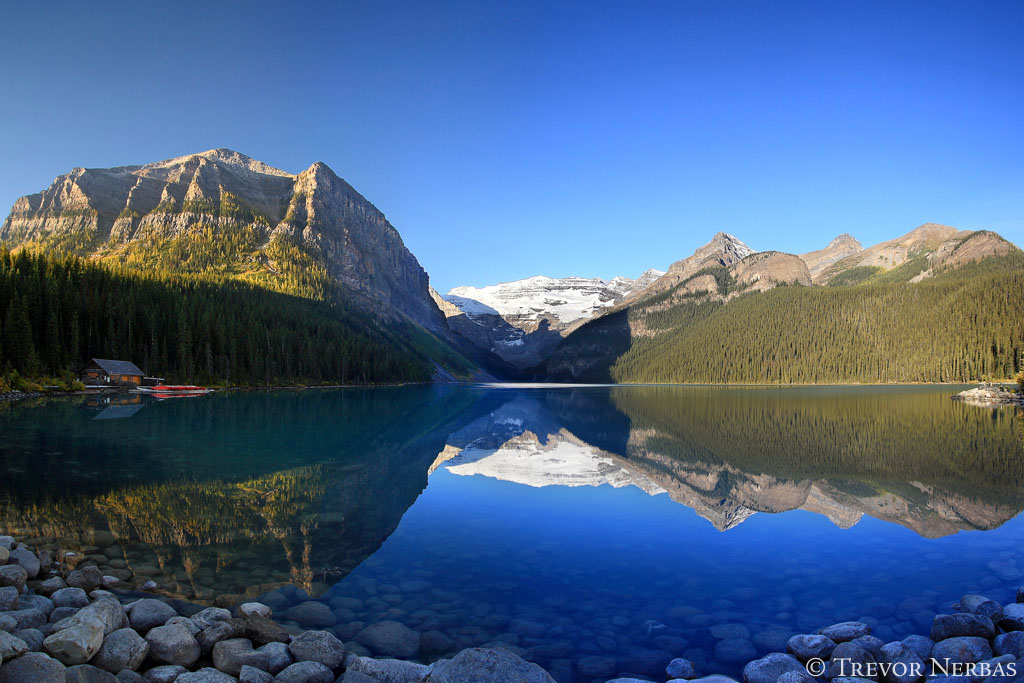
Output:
[
  {"xmin": 607, "ymin": 255, "xmax": 1024, "ymax": 384},
  {"xmin": 0, "ymin": 247, "xmax": 433, "ymax": 385}
]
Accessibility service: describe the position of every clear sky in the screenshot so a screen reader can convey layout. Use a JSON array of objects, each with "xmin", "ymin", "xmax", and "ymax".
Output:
[{"xmin": 1, "ymin": 1, "xmax": 1022, "ymax": 293}]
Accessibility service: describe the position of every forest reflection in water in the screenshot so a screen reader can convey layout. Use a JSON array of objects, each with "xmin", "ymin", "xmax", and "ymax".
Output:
[{"xmin": 0, "ymin": 384, "xmax": 1021, "ymax": 605}]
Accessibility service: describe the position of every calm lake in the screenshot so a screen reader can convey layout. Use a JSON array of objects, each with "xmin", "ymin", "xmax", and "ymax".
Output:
[{"xmin": 1, "ymin": 385, "xmax": 1023, "ymax": 682}]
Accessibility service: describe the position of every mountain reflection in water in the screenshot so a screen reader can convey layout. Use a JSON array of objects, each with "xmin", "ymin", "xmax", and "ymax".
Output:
[{"xmin": 0, "ymin": 385, "xmax": 1021, "ymax": 609}]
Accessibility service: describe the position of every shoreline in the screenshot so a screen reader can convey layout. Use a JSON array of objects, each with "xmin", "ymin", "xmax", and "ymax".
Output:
[
  {"xmin": 1, "ymin": 380, "xmax": 1005, "ymax": 406},
  {"xmin": 2, "ymin": 533, "xmax": 1024, "ymax": 682}
]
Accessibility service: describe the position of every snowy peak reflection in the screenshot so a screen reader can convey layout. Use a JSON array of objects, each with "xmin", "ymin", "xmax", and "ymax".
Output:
[
  {"xmin": 434, "ymin": 388, "xmax": 1024, "ymax": 537},
  {"xmin": 435, "ymin": 396, "xmax": 665, "ymax": 494}
]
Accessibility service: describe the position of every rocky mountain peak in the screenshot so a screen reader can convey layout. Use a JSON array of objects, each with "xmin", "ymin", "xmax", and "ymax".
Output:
[
  {"xmin": 1, "ymin": 149, "xmax": 446, "ymax": 334},
  {"xmin": 828, "ymin": 233, "xmax": 861, "ymax": 249},
  {"xmin": 800, "ymin": 233, "xmax": 865, "ymax": 282}
]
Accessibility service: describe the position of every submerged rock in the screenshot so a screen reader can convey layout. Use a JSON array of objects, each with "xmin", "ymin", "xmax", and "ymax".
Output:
[
  {"xmin": 820, "ymin": 621, "xmax": 871, "ymax": 642},
  {"xmin": 666, "ymin": 657, "xmax": 697, "ymax": 679},
  {"xmin": 354, "ymin": 620, "xmax": 420, "ymax": 658},
  {"xmin": 284, "ymin": 601, "xmax": 336, "ymax": 628}
]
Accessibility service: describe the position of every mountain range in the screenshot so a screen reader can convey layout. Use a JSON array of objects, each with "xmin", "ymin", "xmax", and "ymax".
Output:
[{"xmin": 2, "ymin": 148, "xmax": 1022, "ymax": 385}]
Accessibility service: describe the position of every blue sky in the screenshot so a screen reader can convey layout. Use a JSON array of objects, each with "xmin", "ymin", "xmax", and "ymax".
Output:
[{"xmin": 1, "ymin": 1, "xmax": 1022, "ymax": 292}]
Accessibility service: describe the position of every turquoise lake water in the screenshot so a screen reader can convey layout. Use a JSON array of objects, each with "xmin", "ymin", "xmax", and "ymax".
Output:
[{"xmin": 0, "ymin": 385, "xmax": 1022, "ymax": 682}]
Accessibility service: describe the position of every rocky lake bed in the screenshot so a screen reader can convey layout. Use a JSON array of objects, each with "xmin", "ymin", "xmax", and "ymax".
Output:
[{"xmin": 3, "ymin": 532, "xmax": 1024, "ymax": 683}]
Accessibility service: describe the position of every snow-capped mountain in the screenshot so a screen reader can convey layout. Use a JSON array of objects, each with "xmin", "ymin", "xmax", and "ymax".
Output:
[
  {"xmin": 446, "ymin": 270, "xmax": 663, "ymax": 325},
  {"xmin": 440, "ymin": 269, "xmax": 663, "ymax": 368}
]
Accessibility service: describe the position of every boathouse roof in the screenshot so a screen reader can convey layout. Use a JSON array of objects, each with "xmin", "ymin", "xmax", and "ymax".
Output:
[{"xmin": 85, "ymin": 359, "xmax": 145, "ymax": 376}]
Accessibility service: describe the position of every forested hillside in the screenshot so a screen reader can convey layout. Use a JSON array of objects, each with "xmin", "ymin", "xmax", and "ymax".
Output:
[
  {"xmin": 0, "ymin": 248, "xmax": 472, "ymax": 386},
  {"xmin": 546, "ymin": 254, "xmax": 1024, "ymax": 384}
]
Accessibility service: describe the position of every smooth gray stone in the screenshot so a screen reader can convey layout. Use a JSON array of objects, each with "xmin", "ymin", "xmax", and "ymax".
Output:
[
  {"xmin": 212, "ymin": 638, "xmax": 268, "ymax": 677},
  {"xmin": 423, "ymin": 647, "xmax": 555, "ymax": 682},
  {"xmin": 334, "ymin": 672, "xmax": 374, "ymax": 683},
  {"xmin": 258, "ymin": 641, "xmax": 292, "ymax": 674},
  {"xmin": 69, "ymin": 597, "xmax": 127, "ymax": 635},
  {"xmin": 879, "ymin": 641, "xmax": 926, "ymax": 683},
  {"xmin": 239, "ymin": 665, "xmax": 273, "ymax": 683},
  {"xmin": 8, "ymin": 547, "xmax": 40, "ymax": 579},
  {"xmin": 15, "ymin": 593, "xmax": 54, "ymax": 616},
  {"xmin": 956, "ymin": 596, "xmax": 1003, "ymax": 622},
  {"xmin": 1000, "ymin": 604, "xmax": 1024, "ymax": 631},
  {"xmin": 176, "ymin": 668, "xmax": 237, "ymax": 682},
  {"xmin": 0, "ymin": 586, "xmax": 19, "ymax": 610},
  {"xmin": 0, "ymin": 565, "xmax": 29, "ymax": 591},
  {"xmin": 275, "ymin": 661, "xmax": 334, "ymax": 683},
  {"xmin": 827, "ymin": 642, "xmax": 875, "ymax": 679},
  {"xmin": 932, "ymin": 614, "xmax": 996, "ymax": 641},
  {"xmin": 42, "ymin": 615, "xmax": 105, "ymax": 665},
  {"xmin": 853, "ymin": 635, "xmax": 887, "ymax": 658},
  {"xmin": 13, "ymin": 628, "xmax": 43, "ymax": 652},
  {"xmin": 66, "ymin": 664, "xmax": 118, "ymax": 683},
  {"xmin": 0, "ymin": 651, "xmax": 68, "ymax": 682},
  {"xmin": 7, "ymin": 608, "xmax": 46, "ymax": 630},
  {"xmin": 142, "ymin": 666, "xmax": 189, "ymax": 683},
  {"xmin": 820, "ymin": 621, "xmax": 872, "ymax": 643},
  {"xmin": 115, "ymin": 671, "xmax": 148, "ymax": 683},
  {"xmin": 931, "ymin": 637, "xmax": 993, "ymax": 665},
  {"xmin": 742, "ymin": 652, "xmax": 805, "ymax": 683},
  {"xmin": 190, "ymin": 607, "xmax": 232, "ymax": 631},
  {"xmin": 197, "ymin": 619, "xmax": 246, "ymax": 656},
  {"xmin": 145, "ymin": 622, "xmax": 201, "ymax": 667},
  {"xmin": 92, "ymin": 627, "xmax": 150, "ymax": 673},
  {"xmin": 37, "ymin": 577, "xmax": 68, "ymax": 597},
  {"xmin": 288, "ymin": 630, "xmax": 345, "ymax": 669},
  {"xmin": 904, "ymin": 635, "xmax": 935, "ymax": 660},
  {"xmin": 994, "ymin": 632, "xmax": 1024, "ymax": 659},
  {"xmin": 788, "ymin": 633, "xmax": 837, "ymax": 660},
  {"xmin": 0, "ymin": 629, "xmax": 29, "ymax": 661},
  {"xmin": 345, "ymin": 655, "xmax": 433, "ymax": 682},
  {"xmin": 128, "ymin": 599, "xmax": 178, "ymax": 633}
]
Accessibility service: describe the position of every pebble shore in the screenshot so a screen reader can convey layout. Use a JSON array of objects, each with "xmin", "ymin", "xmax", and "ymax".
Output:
[{"xmin": 2, "ymin": 534, "xmax": 1024, "ymax": 683}]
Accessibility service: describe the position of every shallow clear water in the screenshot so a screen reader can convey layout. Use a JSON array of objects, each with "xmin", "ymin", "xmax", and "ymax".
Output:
[{"xmin": 1, "ymin": 385, "xmax": 1023, "ymax": 682}]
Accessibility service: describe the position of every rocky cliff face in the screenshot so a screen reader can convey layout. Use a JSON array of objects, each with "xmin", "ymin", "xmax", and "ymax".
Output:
[
  {"xmin": 730, "ymin": 251, "xmax": 812, "ymax": 292},
  {"xmin": 1, "ymin": 148, "xmax": 447, "ymax": 333}
]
